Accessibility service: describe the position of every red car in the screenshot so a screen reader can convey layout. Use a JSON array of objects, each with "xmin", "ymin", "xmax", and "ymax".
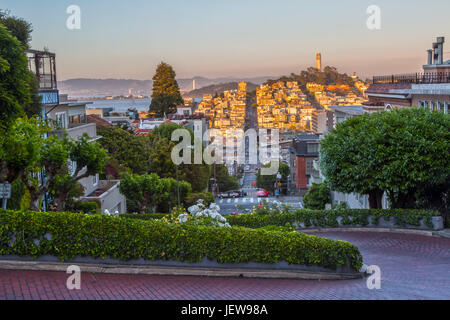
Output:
[{"xmin": 255, "ymin": 189, "xmax": 270, "ymax": 197}]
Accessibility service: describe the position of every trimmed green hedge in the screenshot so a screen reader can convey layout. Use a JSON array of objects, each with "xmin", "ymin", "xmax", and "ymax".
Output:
[
  {"xmin": 121, "ymin": 213, "xmax": 169, "ymax": 220},
  {"xmin": 0, "ymin": 210, "xmax": 363, "ymax": 271},
  {"xmin": 227, "ymin": 209, "xmax": 439, "ymax": 229}
]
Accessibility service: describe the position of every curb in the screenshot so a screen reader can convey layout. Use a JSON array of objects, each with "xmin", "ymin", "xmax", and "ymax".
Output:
[
  {"xmin": 299, "ymin": 227, "xmax": 449, "ymax": 238},
  {"xmin": 0, "ymin": 260, "xmax": 363, "ymax": 280}
]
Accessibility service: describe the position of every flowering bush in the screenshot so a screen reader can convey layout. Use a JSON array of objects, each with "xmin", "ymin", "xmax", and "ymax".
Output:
[
  {"xmin": 160, "ymin": 200, "xmax": 230, "ymax": 227},
  {"xmin": 185, "ymin": 199, "xmax": 231, "ymax": 227},
  {"xmin": 252, "ymin": 200, "xmax": 293, "ymax": 216}
]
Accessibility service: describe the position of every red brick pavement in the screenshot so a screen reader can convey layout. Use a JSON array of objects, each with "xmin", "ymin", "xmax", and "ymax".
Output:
[{"xmin": 0, "ymin": 231, "xmax": 449, "ymax": 300}]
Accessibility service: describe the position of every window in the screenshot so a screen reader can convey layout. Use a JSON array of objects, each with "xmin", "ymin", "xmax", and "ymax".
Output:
[
  {"xmin": 55, "ymin": 112, "xmax": 66, "ymax": 129},
  {"xmin": 69, "ymin": 114, "xmax": 86, "ymax": 125},
  {"xmin": 305, "ymin": 158, "xmax": 314, "ymax": 175},
  {"xmin": 307, "ymin": 143, "xmax": 319, "ymax": 154}
]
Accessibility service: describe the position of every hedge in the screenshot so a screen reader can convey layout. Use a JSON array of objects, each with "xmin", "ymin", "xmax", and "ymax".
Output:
[
  {"xmin": 226, "ymin": 209, "xmax": 440, "ymax": 229},
  {"xmin": 121, "ymin": 213, "xmax": 169, "ymax": 220},
  {"xmin": 0, "ymin": 210, "xmax": 363, "ymax": 271}
]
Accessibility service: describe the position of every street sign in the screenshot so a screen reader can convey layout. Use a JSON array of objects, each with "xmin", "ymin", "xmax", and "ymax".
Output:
[
  {"xmin": 0, "ymin": 182, "xmax": 11, "ymax": 210},
  {"xmin": 0, "ymin": 183, "xmax": 12, "ymax": 199}
]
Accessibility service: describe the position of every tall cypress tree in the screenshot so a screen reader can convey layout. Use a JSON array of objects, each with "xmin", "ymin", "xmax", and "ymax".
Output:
[{"xmin": 149, "ymin": 62, "xmax": 183, "ymax": 117}]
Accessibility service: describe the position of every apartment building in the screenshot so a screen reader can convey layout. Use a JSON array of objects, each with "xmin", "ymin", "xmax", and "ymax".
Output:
[
  {"xmin": 366, "ymin": 37, "xmax": 450, "ymax": 113},
  {"xmin": 27, "ymin": 49, "xmax": 127, "ymax": 214},
  {"xmin": 289, "ymin": 134, "xmax": 321, "ymax": 194}
]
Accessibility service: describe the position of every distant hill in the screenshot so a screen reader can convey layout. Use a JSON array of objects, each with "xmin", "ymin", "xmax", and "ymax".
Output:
[
  {"xmin": 183, "ymin": 82, "xmax": 259, "ymax": 98},
  {"xmin": 266, "ymin": 66, "xmax": 360, "ymax": 88},
  {"xmin": 58, "ymin": 76, "xmax": 273, "ymax": 97}
]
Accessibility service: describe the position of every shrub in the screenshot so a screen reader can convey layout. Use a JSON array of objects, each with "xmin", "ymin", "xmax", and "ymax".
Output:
[
  {"xmin": 121, "ymin": 213, "xmax": 169, "ymax": 220},
  {"xmin": 226, "ymin": 209, "xmax": 439, "ymax": 229},
  {"xmin": 303, "ymin": 183, "xmax": 330, "ymax": 210},
  {"xmin": 71, "ymin": 201, "xmax": 99, "ymax": 214},
  {"xmin": 185, "ymin": 192, "xmax": 215, "ymax": 207},
  {"xmin": 6, "ymin": 179, "xmax": 27, "ymax": 210},
  {"xmin": 0, "ymin": 210, "xmax": 363, "ymax": 271}
]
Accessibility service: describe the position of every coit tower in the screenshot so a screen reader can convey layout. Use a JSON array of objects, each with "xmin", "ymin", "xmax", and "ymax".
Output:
[{"xmin": 316, "ymin": 53, "xmax": 322, "ymax": 71}]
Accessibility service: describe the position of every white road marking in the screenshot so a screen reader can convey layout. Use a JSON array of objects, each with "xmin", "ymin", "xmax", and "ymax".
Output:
[
  {"xmin": 219, "ymin": 199, "xmax": 223, "ymax": 204},
  {"xmin": 234, "ymin": 198, "xmax": 238, "ymax": 203}
]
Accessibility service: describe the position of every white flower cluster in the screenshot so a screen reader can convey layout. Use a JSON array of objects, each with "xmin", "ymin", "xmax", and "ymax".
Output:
[
  {"xmin": 180, "ymin": 199, "xmax": 231, "ymax": 227},
  {"xmin": 103, "ymin": 209, "xmax": 120, "ymax": 217}
]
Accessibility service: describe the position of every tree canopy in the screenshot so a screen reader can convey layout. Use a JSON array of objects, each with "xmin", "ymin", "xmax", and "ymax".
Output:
[
  {"xmin": 149, "ymin": 62, "xmax": 183, "ymax": 117},
  {"xmin": 98, "ymin": 126, "xmax": 151, "ymax": 175},
  {"xmin": 119, "ymin": 173, "xmax": 191, "ymax": 213},
  {"xmin": 256, "ymin": 162, "xmax": 289, "ymax": 193},
  {"xmin": 320, "ymin": 107, "xmax": 450, "ymax": 209},
  {"xmin": 0, "ymin": 10, "xmax": 33, "ymax": 49},
  {"xmin": 0, "ymin": 24, "xmax": 30, "ymax": 127},
  {"xmin": 0, "ymin": 12, "xmax": 42, "ymax": 125},
  {"xmin": 0, "ymin": 117, "xmax": 108, "ymax": 211}
]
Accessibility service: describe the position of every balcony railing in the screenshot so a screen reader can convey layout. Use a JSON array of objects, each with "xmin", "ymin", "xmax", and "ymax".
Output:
[
  {"xmin": 50, "ymin": 123, "xmax": 98, "ymax": 141},
  {"xmin": 373, "ymin": 72, "xmax": 450, "ymax": 84}
]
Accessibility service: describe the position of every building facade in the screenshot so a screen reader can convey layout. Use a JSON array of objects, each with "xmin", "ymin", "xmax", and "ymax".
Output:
[
  {"xmin": 27, "ymin": 49, "xmax": 127, "ymax": 214},
  {"xmin": 366, "ymin": 37, "xmax": 450, "ymax": 113},
  {"xmin": 289, "ymin": 135, "xmax": 320, "ymax": 194}
]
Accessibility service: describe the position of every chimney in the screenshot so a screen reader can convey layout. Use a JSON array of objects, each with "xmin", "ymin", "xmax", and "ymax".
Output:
[
  {"xmin": 436, "ymin": 37, "xmax": 445, "ymax": 65},
  {"xmin": 427, "ymin": 49, "xmax": 433, "ymax": 65},
  {"xmin": 432, "ymin": 42, "xmax": 439, "ymax": 65}
]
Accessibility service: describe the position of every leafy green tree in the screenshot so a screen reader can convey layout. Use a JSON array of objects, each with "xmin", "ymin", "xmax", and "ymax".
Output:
[
  {"xmin": 0, "ymin": 118, "xmax": 107, "ymax": 211},
  {"xmin": 215, "ymin": 164, "xmax": 240, "ymax": 192},
  {"xmin": 152, "ymin": 123, "xmax": 210, "ymax": 192},
  {"xmin": 159, "ymin": 177, "xmax": 191, "ymax": 213},
  {"xmin": 320, "ymin": 108, "xmax": 450, "ymax": 209},
  {"xmin": 303, "ymin": 183, "xmax": 330, "ymax": 210},
  {"xmin": 148, "ymin": 137, "xmax": 177, "ymax": 178},
  {"xmin": 185, "ymin": 192, "xmax": 215, "ymax": 207},
  {"xmin": 179, "ymin": 162, "xmax": 211, "ymax": 192},
  {"xmin": 98, "ymin": 126, "xmax": 151, "ymax": 174},
  {"xmin": 149, "ymin": 62, "xmax": 183, "ymax": 117},
  {"xmin": 0, "ymin": 117, "xmax": 47, "ymax": 183},
  {"xmin": 152, "ymin": 122, "xmax": 192, "ymax": 140},
  {"xmin": 5, "ymin": 179, "xmax": 29, "ymax": 210},
  {"xmin": 256, "ymin": 162, "xmax": 289, "ymax": 193},
  {"xmin": 0, "ymin": 24, "xmax": 30, "ymax": 128},
  {"xmin": 49, "ymin": 134, "xmax": 108, "ymax": 211},
  {"xmin": 119, "ymin": 173, "xmax": 165, "ymax": 213},
  {"xmin": 0, "ymin": 12, "xmax": 42, "ymax": 119},
  {"xmin": 0, "ymin": 10, "xmax": 33, "ymax": 49},
  {"xmin": 49, "ymin": 171, "xmax": 85, "ymax": 211}
]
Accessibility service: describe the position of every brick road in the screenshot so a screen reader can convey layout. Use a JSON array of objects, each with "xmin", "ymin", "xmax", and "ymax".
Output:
[{"xmin": 0, "ymin": 231, "xmax": 449, "ymax": 300}]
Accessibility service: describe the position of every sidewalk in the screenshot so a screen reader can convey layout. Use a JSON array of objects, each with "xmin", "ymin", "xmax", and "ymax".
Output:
[{"xmin": 434, "ymin": 229, "xmax": 450, "ymax": 238}]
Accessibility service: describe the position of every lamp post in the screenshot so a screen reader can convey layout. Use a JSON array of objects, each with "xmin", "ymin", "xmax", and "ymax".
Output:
[{"xmin": 176, "ymin": 164, "xmax": 180, "ymax": 207}]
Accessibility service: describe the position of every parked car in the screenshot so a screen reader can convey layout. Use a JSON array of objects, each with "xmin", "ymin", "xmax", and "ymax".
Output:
[
  {"xmin": 217, "ymin": 190, "xmax": 243, "ymax": 198},
  {"xmin": 256, "ymin": 189, "xmax": 270, "ymax": 197}
]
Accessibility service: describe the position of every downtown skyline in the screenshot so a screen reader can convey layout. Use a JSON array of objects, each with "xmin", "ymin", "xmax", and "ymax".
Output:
[{"xmin": 2, "ymin": 0, "xmax": 450, "ymax": 80}]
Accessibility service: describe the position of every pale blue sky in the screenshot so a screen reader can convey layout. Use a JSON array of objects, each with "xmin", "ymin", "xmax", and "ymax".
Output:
[{"xmin": 2, "ymin": 0, "xmax": 449, "ymax": 80}]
